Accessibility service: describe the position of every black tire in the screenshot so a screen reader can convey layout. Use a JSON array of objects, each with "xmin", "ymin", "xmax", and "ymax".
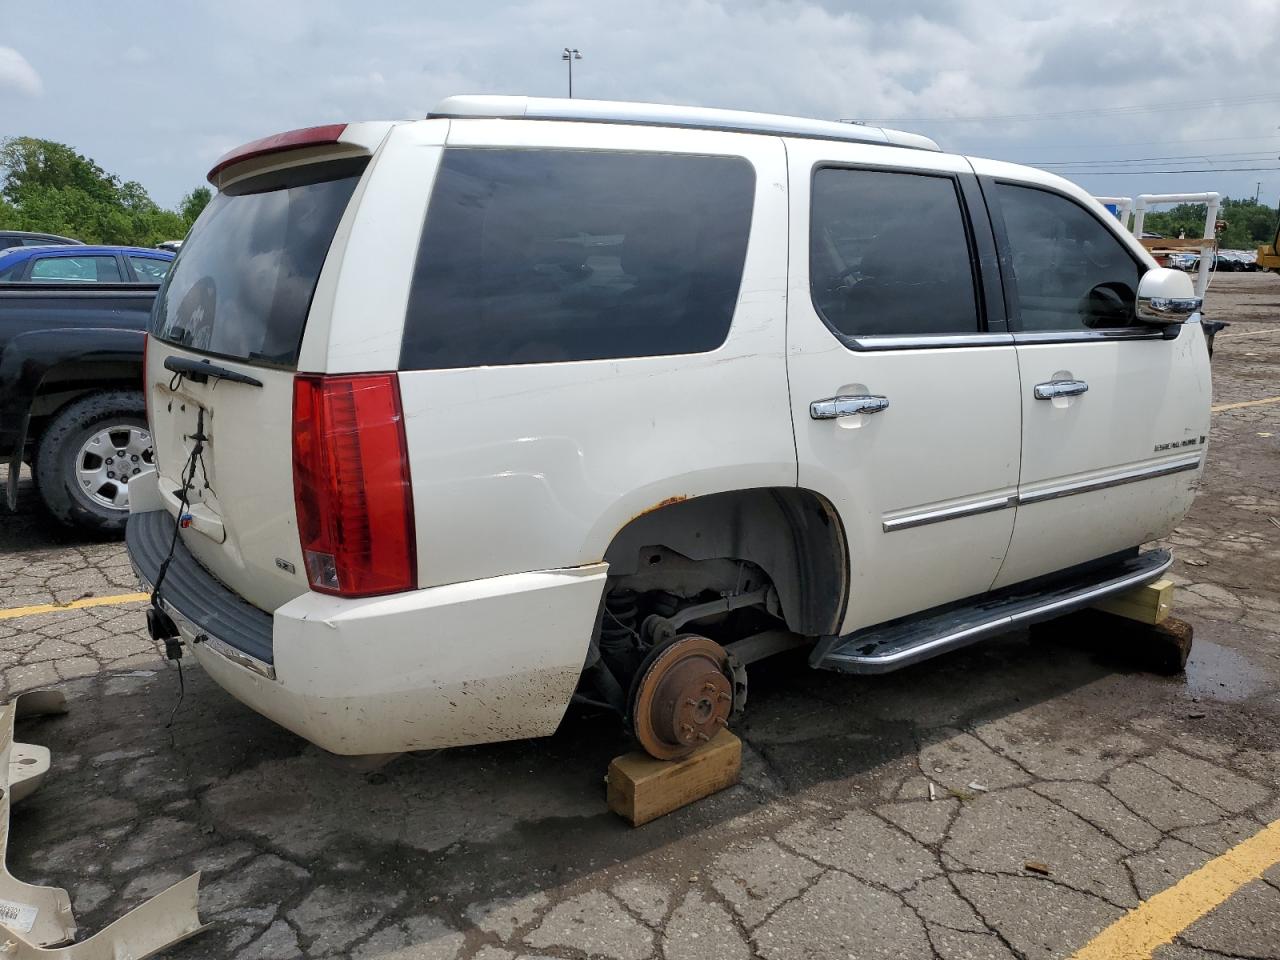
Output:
[{"xmin": 34, "ymin": 391, "xmax": 152, "ymax": 533}]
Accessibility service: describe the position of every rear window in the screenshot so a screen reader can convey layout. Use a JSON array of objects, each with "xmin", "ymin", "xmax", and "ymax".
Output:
[
  {"xmin": 400, "ymin": 148, "xmax": 755, "ymax": 370},
  {"xmin": 152, "ymin": 157, "xmax": 366, "ymax": 367}
]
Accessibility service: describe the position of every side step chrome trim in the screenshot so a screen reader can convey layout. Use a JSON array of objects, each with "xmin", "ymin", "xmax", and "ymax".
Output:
[{"xmin": 813, "ymin": 549, "xmax": 1172, "ymax": 675}]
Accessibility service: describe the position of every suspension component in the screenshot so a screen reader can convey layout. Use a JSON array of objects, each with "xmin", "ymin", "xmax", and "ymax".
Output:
[{"xmin": 601, "ymin": 589, "xmax": 639, "ymax": 655}]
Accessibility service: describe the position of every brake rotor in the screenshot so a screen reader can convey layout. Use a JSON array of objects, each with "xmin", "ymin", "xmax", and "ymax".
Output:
[{"xmin": 630, "ymin": 634, "xmax": 733, "ymax": 760}]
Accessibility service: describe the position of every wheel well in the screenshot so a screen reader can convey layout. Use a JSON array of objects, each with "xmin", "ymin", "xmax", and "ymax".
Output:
[
  {"xmin": 602, "ymin": 487, "xmax": 848, "ymax": 637},
  {"xmin": 25, "ymin": 361, "xmax": 143, "ymax": 453}
]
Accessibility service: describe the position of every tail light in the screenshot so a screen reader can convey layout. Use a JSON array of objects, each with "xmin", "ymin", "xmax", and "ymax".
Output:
[{"xmin": 292, "ymin": 373, "xmax": 416, "ymax": 597}]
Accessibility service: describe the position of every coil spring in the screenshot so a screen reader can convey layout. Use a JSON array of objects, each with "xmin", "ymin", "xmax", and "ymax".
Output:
[{"xmin": 601, "ymin": 590, "xmax": 639, "ymax": 655}]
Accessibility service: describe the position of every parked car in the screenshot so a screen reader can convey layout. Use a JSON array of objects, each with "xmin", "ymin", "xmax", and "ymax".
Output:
[
  {"xmin": 0, "ymin": 248, "xmax": 171, "ymax": 530},
  {"xmin": 127, "ymin": 97, "xmax": 1210, "ymax": 761},
  {"xmin": 0, "ymin": 245, "xmax": 173, "ymax": 284},
  {"xmin": 156, "ymin": 240, "xmax": 183, "ymax": 253},
  {"xmin": 0, "ymin": 231, "xmax": 84, "ymax": 251}
]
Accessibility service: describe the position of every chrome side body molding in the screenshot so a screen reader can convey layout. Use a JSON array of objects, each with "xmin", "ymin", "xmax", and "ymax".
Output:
[
  {"xmin": 882, "ymin": 454, "xmax": 1203, "ymax": 533},
  {"xmin": 882, "ymin": 494, "xmax": 1016, "ymax": 532},
  {"xmin": 1018, "ymin": 453, "xmax": 1203, "ymax": 505}
]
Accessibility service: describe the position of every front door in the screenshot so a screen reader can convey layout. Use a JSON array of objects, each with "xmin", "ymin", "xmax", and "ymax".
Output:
[
  {"xmin": 785, "ymin": 141, "xmax": 1023, "ymax": 636},
  {"xmin": 977, "ymin": 174, "xmax": 1211, "ymax": 588}
]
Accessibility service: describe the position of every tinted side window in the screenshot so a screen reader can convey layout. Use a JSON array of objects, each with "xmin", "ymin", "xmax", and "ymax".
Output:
[
  {"xmin": 30, "ymin": 256, "xmax": 122, "ymax": 282},
  {"xmin": 996, "ymin": 183, "xmax": 1143, "ymax": 331},
  {"xmin": 401, "ymin": 149, "xmax": 755, "ymax": 370},
  {"xmin": 810, "ymin": 168, "xmax": 979, "ymax": 338}
]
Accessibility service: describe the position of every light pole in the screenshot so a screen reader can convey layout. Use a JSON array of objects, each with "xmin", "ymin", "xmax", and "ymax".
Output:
[{"xmin": 562, "ymin": 47, "xmax": 582, "ymax": 98}]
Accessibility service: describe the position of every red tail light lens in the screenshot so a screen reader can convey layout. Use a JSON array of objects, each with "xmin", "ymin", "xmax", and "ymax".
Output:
[{"xmin": 292, "ymin": 373, "xmax": 416, "ymax": 597}]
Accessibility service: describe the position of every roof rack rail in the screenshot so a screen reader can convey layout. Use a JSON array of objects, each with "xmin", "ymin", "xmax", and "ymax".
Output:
[{"xmin": 429, "ymin": 96, "xmax": 941, "ymax": 152}]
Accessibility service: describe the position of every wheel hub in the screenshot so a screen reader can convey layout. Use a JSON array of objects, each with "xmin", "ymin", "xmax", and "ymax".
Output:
[
  {"xmin": 632, "ymin": 635, "xmax": 733, "ymax": 760},
  {"xmin": 76, "ymin": 425, "xmax": 154, "ymax": 510}
]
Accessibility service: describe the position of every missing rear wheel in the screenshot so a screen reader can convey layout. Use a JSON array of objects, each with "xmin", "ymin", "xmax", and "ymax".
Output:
[{"xmin": 628, "ymin": 634, "xmax": 734, "ymax": 760}]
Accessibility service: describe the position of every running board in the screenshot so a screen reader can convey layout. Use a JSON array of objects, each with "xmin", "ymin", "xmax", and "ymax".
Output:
[{"xmin": 812, "ymin": 549, "xmax": 1173, "ymax": 675}]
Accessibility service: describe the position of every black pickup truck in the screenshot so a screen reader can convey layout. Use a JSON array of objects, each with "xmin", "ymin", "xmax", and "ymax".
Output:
[{"xmin": 0, "ymin": 283, "xmax": 155, "ymax": 532}]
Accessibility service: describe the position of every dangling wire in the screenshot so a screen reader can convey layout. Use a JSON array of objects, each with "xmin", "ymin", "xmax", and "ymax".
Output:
[
  {"xmin": 166, "ymin": 659, "xmax": 185, "ymax": 730},
  {"xmin": 151, "ymin": 407, "xmax": 206, "ymax": 731}
]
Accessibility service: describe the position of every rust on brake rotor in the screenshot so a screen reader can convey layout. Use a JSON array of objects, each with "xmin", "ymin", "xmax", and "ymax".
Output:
[{"xmin": 632, "ymin": 635, "xmax": 733, "ymax": 760}]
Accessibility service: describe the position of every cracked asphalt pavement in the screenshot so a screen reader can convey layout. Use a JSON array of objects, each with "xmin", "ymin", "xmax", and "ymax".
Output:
[{"xmin": 1, "ymin": 273, "xmax": 1279, "ymax": 960}]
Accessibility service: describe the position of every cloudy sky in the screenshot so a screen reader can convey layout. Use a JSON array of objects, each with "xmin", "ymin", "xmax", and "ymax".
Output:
[{"xmin": 3, "ymin": 0, "xmax": 1279, "ymax": 211}]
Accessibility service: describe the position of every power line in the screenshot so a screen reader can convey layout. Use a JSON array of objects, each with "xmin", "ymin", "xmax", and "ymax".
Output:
[
  {"xmin": 1033, "ymin": 152, "xmax": 1278, "ymax": 167},
  {"xmin": 1007, "ymin": 133, "xmax": 1280, "ymax": 150},
  {"xmin": 858, "ymin": 93, "xmax": 1280, "ymax": 125},
  {"xmin": 1051, "ymin": 165, "xmax": 1280, "ymax": 175}
]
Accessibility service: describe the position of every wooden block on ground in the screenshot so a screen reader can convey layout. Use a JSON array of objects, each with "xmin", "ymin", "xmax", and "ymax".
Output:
[
  {"xmin": 1092, "ymin": 578, "xmax": 1173, "ymax": 625},
  {"xmin": 607, "ymin": 730, "xmax": 741, "ymax": 826}
]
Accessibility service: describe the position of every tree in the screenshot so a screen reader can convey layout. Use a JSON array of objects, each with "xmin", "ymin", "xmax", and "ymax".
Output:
[
  {"xmin": 180, "ymin": 186, "xmax": 212, "ymax": 225},
  {"xmin": 0, "ymin": 136, "xmax": 208, "ymax": 246},
  {"xmin": 0, "ymin": 136, "xmax": 120, "ymax": 207},
  {"xmin": 1144, "ymin": 197, "xmax": 1280, "ymax": 251}
]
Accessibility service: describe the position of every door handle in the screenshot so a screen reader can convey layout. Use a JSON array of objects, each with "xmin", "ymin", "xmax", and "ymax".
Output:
[
  {"xmin": 1033, "ymin": 379, "xmax": 1088, "ymax": 400},
  {"xmin": 810, "ymin": 395, "xmax": 890, "ymax": 420}
]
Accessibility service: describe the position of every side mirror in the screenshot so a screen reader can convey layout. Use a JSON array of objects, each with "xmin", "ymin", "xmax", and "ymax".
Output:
[{"xmin": 1135, "ymin": 267, "xmax": 1202, "ymax": 325}]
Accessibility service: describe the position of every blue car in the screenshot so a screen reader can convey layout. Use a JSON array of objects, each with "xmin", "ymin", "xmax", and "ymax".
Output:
[{"xmin": 0, "ymin": 244, "xmax": 174, "ymax": 284}]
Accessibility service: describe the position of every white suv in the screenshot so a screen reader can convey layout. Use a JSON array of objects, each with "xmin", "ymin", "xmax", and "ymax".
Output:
[{"xmin": 128, "ymin": 96, "xmax": 1210, "ymax": 760}]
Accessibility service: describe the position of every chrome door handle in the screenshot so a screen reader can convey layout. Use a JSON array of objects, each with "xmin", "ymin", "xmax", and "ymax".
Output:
[
  {"xmin": 810, "ymin": 395, "xmax": 890, "ymax": 420},
  {"xmin": 1033, "ymin": 379, "xmax": 1088, "ymax": 400}
]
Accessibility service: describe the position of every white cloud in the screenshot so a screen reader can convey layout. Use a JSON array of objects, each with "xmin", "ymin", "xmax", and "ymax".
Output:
[{"xmin": 0, "ymin": 46, "xmax": 42, "ymax": 97}]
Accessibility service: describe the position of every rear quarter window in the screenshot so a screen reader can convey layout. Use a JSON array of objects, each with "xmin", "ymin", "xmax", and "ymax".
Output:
[{"xmin": 400, "ymin": 148, "xmax": 756, "ymax": 369}]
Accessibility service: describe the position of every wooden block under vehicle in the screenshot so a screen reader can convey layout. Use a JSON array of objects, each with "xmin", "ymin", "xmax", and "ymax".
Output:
[
  {"xmin": 1091, "ymin": 578, "xmax": 1174, "ymax": 625},
  {"xmin": 607, "ymin": 730, "xmax": 741, "ymax": 827}
]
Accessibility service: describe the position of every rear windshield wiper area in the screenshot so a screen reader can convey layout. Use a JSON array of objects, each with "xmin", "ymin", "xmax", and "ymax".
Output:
[{"xmin": 163, "ymin": 355, "xmax": 264, "ymax": 388}]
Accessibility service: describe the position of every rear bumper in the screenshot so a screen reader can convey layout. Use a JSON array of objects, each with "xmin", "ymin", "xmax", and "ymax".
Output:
[{"xmin": 126, "ymin": 508, "xmax": 608, "ymax": 754}]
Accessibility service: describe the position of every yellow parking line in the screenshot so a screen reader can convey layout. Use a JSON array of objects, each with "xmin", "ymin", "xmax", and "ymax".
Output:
[
  {"xmin": 0, "ymin": 592, "xmax": 149, "ymax": 621},
  {"xmin": 1070, "ymin": 818, "xmax": 1280, "ymax": 960},
  {"xmin": 1211, "ymin": 396, "xmax": 1280, "ymax": 413}
]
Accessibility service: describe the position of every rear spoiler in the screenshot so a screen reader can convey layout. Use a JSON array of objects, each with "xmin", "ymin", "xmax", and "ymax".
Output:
[{"xmin": 207, "ymin": 124, "xmax": 348, "ymax": 184}]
